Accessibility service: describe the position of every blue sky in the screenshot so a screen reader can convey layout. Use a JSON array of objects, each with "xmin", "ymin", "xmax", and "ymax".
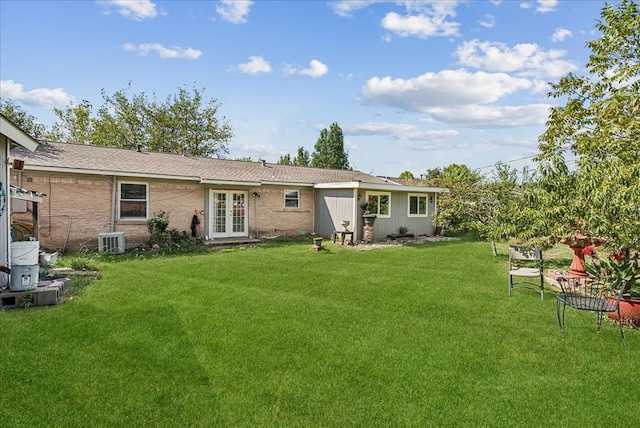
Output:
[{"xmin": 0, "ymin": 0, "xmax": 609, "ymax": 178}]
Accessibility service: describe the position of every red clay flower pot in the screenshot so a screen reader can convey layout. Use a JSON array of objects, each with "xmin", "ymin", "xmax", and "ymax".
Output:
[{"xmin": 607, "ymin": 297, "xmax": 640, "ymax": 328}]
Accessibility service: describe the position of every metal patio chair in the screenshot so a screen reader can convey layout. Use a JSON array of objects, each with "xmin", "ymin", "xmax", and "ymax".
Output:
[
  {"xmin": 556, "ymin": 277, "xmax": 627, "ymax": 345},
  {"xmin": 508, "ymin": 246, "xmax": 544, "ymax": 299}
]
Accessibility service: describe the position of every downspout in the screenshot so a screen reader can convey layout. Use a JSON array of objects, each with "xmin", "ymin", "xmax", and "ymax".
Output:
[
  {"xmin": 110, "ymin": 176, "xmax": 117, "ymax": 232},
  {"xmin": 354, "ymin": 188, "xmax": 360, "ymax": 242},
  {"xmin": 312, "ymin": 188, "xmax": 316, "ymax": 235},
  {"xmin": 253, "ymin": 191, "xmax": 260, "ymax": 239}
]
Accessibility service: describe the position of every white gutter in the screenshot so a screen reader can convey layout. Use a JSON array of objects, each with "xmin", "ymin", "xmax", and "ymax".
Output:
[
  {"xmin": 200, "ymin": 179, "xmax": 262, "ymax": 186},
  {"xmin": 314, "ymin": 181, "xmax": 449, "ymax": 193},
  {"xmin": 23, "ymin": 165, "xmax": 200, "ymax": 182},
  {"xmin": 261, "ymin": 180, "xmax": 315, "ymax": 187}
]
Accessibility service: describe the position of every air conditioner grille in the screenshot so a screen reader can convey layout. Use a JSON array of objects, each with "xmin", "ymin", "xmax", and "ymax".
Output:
[{"xmin": 98, "ymin": 232, "xmax": 125, "ymax": 254}]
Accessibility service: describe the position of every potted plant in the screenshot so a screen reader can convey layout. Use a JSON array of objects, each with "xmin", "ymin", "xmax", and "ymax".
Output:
[
  {"xmin": 360, "ymin": 200, "xmax": 377, "ymax": 227},
  {"xmin": 585, "ymin": 248, "xmax": 640, "ymax": 327}
]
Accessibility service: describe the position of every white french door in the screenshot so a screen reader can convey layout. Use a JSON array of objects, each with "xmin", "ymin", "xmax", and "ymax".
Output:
[{"xmin": 209, "ymin": 190, "xmax": 248, "ymax": 238}]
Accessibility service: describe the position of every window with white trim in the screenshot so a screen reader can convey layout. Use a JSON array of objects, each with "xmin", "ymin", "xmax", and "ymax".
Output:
[
  {"xmin": 119, "ymin": 182, "xmax": 148, "ymax": 219},
  {"xmin": 366, "ymin": 192, "xmax": 390, "ymax": 217},
  {"xmin": 284, "ymin": 189, "xmax": 300, "ymax": 209},
  {"xmin": 408, "ymin": 194, "xmax": 428, "ymax": 217}
]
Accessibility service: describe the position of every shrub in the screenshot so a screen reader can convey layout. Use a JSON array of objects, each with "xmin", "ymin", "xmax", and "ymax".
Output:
[{"xmin": 145, "ymin": 210, "xmax": 208, "ymax": 255}]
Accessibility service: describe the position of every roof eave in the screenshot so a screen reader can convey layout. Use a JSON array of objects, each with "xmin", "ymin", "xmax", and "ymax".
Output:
[
  {"xmin": 200, "ymin": 179, "xmax": 262, "ymax": 186},
  {"xmin": 23, "ymin": 165, "xmax": 200, "ymax": 181},
  {"xmin": 314, "ymin": 181, "xmax": 448, "ymax": 193},
  {"xmin": 1, "ymin": 114, "xmax": 39, "ymax": 152}
]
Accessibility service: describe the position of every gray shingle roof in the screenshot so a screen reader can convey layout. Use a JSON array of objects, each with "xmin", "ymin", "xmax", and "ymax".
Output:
[{"xmin": 11, "ymin": 142, "xmax": 392, "ymax": 186}]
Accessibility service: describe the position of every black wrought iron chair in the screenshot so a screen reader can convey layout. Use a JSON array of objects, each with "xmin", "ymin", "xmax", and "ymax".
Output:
[
  {"xmin": 508, "ymin": 246, "xmax": 544, "ymax": 299},
  {"xmin": 556, "ymin": 277, "xmax": 627, "ymax": 345}
]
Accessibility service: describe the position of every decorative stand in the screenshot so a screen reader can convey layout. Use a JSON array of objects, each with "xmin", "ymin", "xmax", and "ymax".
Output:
[
  {"xmin": 562, "ymin": 234, "xmax": 604, "ymax": 277},
  {"xmin": 311, "ymin": 237, "xmax": 323, "ymax": 252}
]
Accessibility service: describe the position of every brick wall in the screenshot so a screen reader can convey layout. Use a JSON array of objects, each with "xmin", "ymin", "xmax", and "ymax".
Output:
[
  {"xmin": 247, "ymin": 187, "xmax": 314, "ymax": 238},
  {"xmin": 11, "ymin": 172, "xmax": 206, "ymax": 252},
  {"xmin": 11, "ymin": 171, "xmax": 317, "ymax": 251},
  {"xmin": 12, "ymin": 173, "xmax": 113, "ymax": 251}
]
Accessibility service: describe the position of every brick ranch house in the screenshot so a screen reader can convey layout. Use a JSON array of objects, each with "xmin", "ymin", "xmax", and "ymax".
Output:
[{"xmin": 10, "ymin": 141, "xmax": 447, "ymax": 252}]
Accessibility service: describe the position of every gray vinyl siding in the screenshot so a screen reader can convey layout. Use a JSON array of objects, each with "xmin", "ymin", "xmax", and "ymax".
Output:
[
  {"xmin": 314, "ymin": 188, "xmax": 357, "ymax": 238},
  {"xmin": 361, "ymin": 191, "xmax": 437, "ymax": 239},
  {"xmin": 315, "ymin": 189, "xmax": 438, "ymax": 242}
]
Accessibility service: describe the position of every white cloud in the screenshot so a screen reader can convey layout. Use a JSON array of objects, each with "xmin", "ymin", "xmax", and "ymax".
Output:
[
  {"xmin": 329, "ymin": 0, "xmax": 377, "ymax": 18},
  {"xmin": 342, "ymin": 122, "xmax": 458, "ymax": 141},
  {"xmin": 299, "ymin": 60, "xmax": 328, "ymax": 78},
  {"xmin": 536, "ymin": 0, "xmax": 558, "ymax": 13},
  {"xmin": 425, "ymin": 104, "xmax": 551, "ymax": 128},
  {"xmin": 455, "ymin": 39, "xmax": 576, "ymax": 78},
  {"xmin": 123, "ymin": 43, "xmax": 202, "ymax": 59},
  {"xmin": 0, "ymin": 80, "xmax": 74, "ymax": 108},
  {"xmin": 479, "ymin": 14, "xmax": 496, "ymax": 28},
  {"xmin": 551, "ymin": 27, "xmax": 573, "ymax": 42},
  {"xmin": 381, "ymin": 9, "xmax": 460, "ymax": 39},
  {"xmin": 237, "ymin": 56, "xmax": 272, "ymax": 74},
  {"xmin": 97, "ymin": 0, "xmax": 158, "ymax": 21},
  {"xmin": 283, "ymin": 60, "xmax": 328, "ymax": 78},
  {"xmin": 216, "ymin": 0, "xmax": 252, "ymax": 24},
  {"xmin": 361, "ymin": 69, "xmax": 532, "ymax": 112}
]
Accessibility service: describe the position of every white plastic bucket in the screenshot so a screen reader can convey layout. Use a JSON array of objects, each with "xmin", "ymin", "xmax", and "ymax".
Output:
[
  {"xmin": 11, "ymin": 241, "xmax": 40, "ymax": 266},
  {"xmin": 9, "ymin": 264, "xmax": 39, "ymax": 291},
  {"xmin": 39, "ymin": 252, "xmax": 58, "ymax": 267}
]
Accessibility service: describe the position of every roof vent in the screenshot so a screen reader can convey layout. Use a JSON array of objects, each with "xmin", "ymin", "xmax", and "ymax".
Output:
[
  {"xmin": 261, "ymin": 159, "xmax": 266, "ymax": 167},
  {"xmin": 136, "ymin": 143, "xmax": 142, "ymax": 153},
  {"xmin": 183, "ymin": 145, "xmax": 188, "ymax": 156}
]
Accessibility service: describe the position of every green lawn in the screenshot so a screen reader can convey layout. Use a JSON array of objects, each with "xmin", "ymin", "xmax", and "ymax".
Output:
[{"xmin": 1, "ymin": 240, "xmax": 637, "ymax": 427}]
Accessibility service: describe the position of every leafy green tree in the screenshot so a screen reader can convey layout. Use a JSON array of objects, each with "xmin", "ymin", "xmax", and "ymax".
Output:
[
  {"xmin": 3, "ymin": 84, "xmax": 233, "ymax": 158},
  {"xmin": 423, "ymin": 167, "xmax": 443, "ymax": 181},
  {"xmin": 433, "ymin": 163, "xmax": 518, "ymax": 254},
  {"xmin": 311, "ymin": 122, "xmax": 350, "ymax": 169},
  {"xmin": 499, "ymin": 0, "xmax": 640, "ymax": 253},
  {"xmin": 47, "ymin": 83, "xmax": 233, "ymax": 157},
  {"xmin": 399, "ymin": 170, "xmax": 414, "ymax": 179},
  {"xmin": 0, "ymin": 98, "xmax": 48, "ymax": 140},
  {"xmin": 440, "ymin": 164, "xmax": 483, "ymax": 185},
  {"xmin": 156, "ymin": 86, "xmax": 232, "ymax": 158},
  {"xmin": 293, "ymin": 146, "xmax": 310, "ymax": 166},
  {"xmin": 491, "ymin": 162, "xmax": 518, "ymax": 185},
  {"xmin": 50, "ymin": 100, "xmax": 94, "ymax": 144},
  {"xmin": 277, "ymin": 153, "xmax": 292, "ymax": 165},
  {"xmin": 278, "ymin": 146, "xmax": 311, "ymax": 166},
  {"xmin": 91, "ymin": 83, "xmax": 149, "ymax": 149}
]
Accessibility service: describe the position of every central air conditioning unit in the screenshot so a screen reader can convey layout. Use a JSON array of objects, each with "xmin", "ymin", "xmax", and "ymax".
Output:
[{"xmin": 98, "ymin": 232, "xmax": 125, "ymax": 254}]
